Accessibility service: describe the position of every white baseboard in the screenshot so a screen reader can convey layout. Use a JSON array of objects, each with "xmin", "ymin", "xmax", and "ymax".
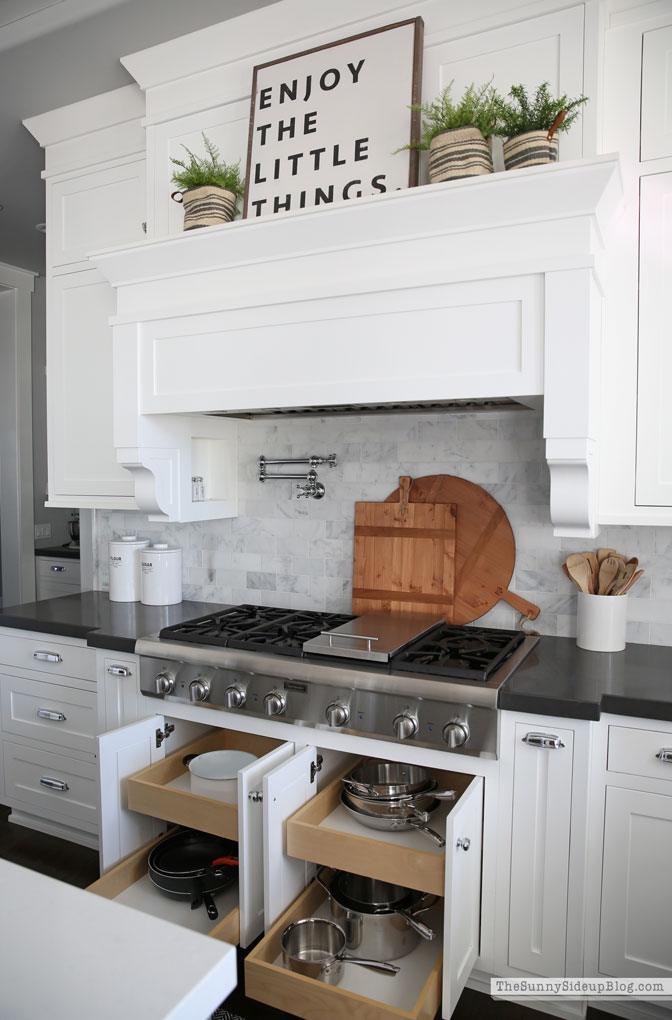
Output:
[{"xmin": 9, "ymin": 809, "xmax": 99, "ymax": 850}]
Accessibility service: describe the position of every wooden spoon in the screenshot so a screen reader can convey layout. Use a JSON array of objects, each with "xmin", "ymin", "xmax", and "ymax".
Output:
[
  {"xmin": 597, "ymin": 548, "xmax": 616, "ymax": 564},
  {"xmin": 598, "ymin": 556, "xmax": 621, "ymax": 595},
  {"xmin": 582, "ymin": 551, "xmax": 600, "ymax": 594},
  {"xmin": 614, "ymin": 568, "xmax": 644, "ymax": 595},
  {"xmin": 565, "ymin": 554, "xmax": 592, "ymax": 594},
  {"xmin": 611, "ymin": 561, "xmax": 635, "ymax": 594}
]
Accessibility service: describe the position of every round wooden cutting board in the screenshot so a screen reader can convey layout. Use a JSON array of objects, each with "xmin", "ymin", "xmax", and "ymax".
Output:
[{"xmin": 384, "ymin": 474, "xmax": 539, "ymax": 625}]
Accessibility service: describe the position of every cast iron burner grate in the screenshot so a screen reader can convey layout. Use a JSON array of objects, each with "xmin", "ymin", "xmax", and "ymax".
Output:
[
  {"xmin": 391, "ymin": 624, "xmax": 525, "ymax": 681},
  {"xmin": 159, "ymin": 605, "xmax": 355, "ymax": 657}
]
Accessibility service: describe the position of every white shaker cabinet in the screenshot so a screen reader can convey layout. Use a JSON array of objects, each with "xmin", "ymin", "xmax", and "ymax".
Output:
[
  {"xmin": 494, "ymin": 713, "xmax": 591, "ymax": 983},
  {"xmin": 24, "ymin": 86, "xmax": 145, "ymax": 511}
]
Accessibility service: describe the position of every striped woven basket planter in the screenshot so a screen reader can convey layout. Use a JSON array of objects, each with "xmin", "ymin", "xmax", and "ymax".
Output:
[
  {"xmin": 428, "ymin": 126, "xmax": 493, "ymax": 183},
  {"xmin": 175, "ymin": 185, "xmax": 237, "ymax": 229},
  {"xmin": 502, "ymin": 131, "xmax": 559, "ymax": 171}
]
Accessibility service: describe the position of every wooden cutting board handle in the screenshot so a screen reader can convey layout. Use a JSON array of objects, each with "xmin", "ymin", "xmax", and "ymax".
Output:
[{"xmin": 495, "ymin": 586, "xmax": 541, "ymax": 620}]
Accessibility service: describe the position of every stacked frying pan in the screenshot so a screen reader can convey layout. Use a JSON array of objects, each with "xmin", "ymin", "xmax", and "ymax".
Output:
[
  {"xmin": 340, "ymin": 761, "xmax": 456, "ymax": 847},
  {"xmin": 148, "ymin": 828, "xmax": 239, "ymax": 920}
]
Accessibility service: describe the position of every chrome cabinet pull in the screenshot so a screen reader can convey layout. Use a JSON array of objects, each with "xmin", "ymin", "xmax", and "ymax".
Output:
[
  {"xmin": 107, "ymin": 665, "xmax": 131, "ymax": 677},
  {"xmin": 456, "ymin": 837, "xmax": 471, "ymax": 851},
  {"xmin": 522, "ymin": 732, "xmax": 565, "ymax": 750},
  {"xmin": 656, "ymin": 749, "xmax": 672, "ymax": 763},
  {"xmin": 40, "ymin": 777, "xmax": 69, "ymax": 792},
  {"xmin": 50, "ymin": 565, "xmax": 66, "ymax": 573},
  {"xmin": 36, "ymin": 709, "xmax": 66, "ymax": 722},
  {"xmin": 33, "ymin": 651, "xmax": 62, "ymax": 663}
]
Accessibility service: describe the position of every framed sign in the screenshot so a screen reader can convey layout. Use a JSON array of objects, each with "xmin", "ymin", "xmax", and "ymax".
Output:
[{"xmin": 243, "ymin": 18, "xmax": 423, "ymax": 219}]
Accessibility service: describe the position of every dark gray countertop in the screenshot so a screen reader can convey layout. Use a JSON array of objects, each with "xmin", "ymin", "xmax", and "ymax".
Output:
[
  {"xmin": 0, "ymin": 595, "xmax": 671, "ymax": 720},
  {"xmin": 499, "ymin": 636, "xmax": 672, "ymax": 721},
  {"xmin": 0, "ymin": 591, "xmax": 225, "ymax": 653},
  {"xmin": 34, "ymin": 545, "xmax": 80, "ymax": 560}
]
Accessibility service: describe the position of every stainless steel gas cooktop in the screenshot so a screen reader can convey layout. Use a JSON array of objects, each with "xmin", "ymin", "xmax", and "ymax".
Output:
[{"xmin": 138, "ymin": 605, "xmax": 539, "ymax": 759}]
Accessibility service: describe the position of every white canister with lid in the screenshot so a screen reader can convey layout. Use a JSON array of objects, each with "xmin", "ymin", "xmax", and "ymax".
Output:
[
  {"xmin": 109, "ymin": 536, "xmax": 150, "ymax": 602},
  {"xmin": 140, "ymin": 543, "xmax": 182, "ymax": 606}
]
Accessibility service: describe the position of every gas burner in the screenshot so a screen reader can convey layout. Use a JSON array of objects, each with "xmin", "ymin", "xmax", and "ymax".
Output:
[
  {"xmin": 160, "ymin": 605, "xmax": 354, "ymax": 657},
  {"xmin": 391, "ymin": 625, "xmax": 525, "ymax": 681}
]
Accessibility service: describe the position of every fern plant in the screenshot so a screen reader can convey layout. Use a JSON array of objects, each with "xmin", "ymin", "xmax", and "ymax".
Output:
[
  {"xmin": 400, "ymin": 80, "xmax": 500, "ymax": 150},
  {"xmin": 492, "ymin": 82, "xmax": 588, "ymax": 138},
  {"xmin": 170, "ymin": 133, "xmax": 245, "ymax": 198}
]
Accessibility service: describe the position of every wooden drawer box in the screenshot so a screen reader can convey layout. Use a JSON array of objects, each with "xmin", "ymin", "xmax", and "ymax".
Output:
[
  {"xmin": 3, "ymin": 739, "xmax": 97, "ymax": 828},
  {"xmin": 127, "ymin": 728, "xmax": 282, "ymax": 839},
  {"xmin": 607, "ymin": 725, "xmax": 672, "ymax": 783},
  {"xmin": 0, "ymin": 632, "xmax": 93, "ymax": 682},
  {"xmin": 286, "ymin": 764, "xmax": 474, "ymax": 897},
  {"xmin": 1, "ymin": 672, "xmax": 99, "ymax": 753},
  {"xmin": 245, "ymin": 880, "xmax": 443, "ymax": 1020},
  {"xmin": 89, "ymin": 830, "xmax": 240, "ymax": 946}
]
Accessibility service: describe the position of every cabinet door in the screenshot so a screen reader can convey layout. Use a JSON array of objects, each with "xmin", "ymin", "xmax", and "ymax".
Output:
[
  {"xmin": 600, "ymin": 786, "xmax": 672, "ymax": 978},
  {"xmin": 47, "ymin": 269, "xmax": 136, "ymax": 507},
  {"xmin": 641, "ymin": 25, "xmax": 672, "ymax": 162},
  {"xmin": 262, "ymin": 745, "xmax": 318, "ymax": 932},
  {"xmin": 443, "ymin": 776, "xmax": 483, "ymax": 1019},
  {"xmin": 237, "ymin": 742, "xmax": 295, "ymax": 948},
  {"xmin": 97, "ymin": 715, "xmax": 166, "ymax": 873},
  {"xmin": 507, "ymin": 723, "xmax": 574, "ymax": 976},
  {"xmin": 636, "ymin": 172, "xmax": 672, "ymax": 506},
  {"xmin": 48, "ymin": 159, "xmax": 145, "ymax": 270}
]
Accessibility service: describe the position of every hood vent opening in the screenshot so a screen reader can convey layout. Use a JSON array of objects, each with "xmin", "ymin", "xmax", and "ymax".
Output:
[{"xmin": 209, "ymin": 396, "xmax": 536, "ymax": 420}]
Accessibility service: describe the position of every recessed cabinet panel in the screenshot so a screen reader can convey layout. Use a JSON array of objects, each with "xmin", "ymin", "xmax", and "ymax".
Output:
[
  {"xmin": 48, "ymin": 269, "xmax": 136, "ymax": 504},
  {"xmin": 641, "ymin": 26, "xmax": 672, "ymax": 162},
  {"xmin": 0, "ymin": 672, "xmax": 98, "ymax": 753},
  {"xmin": 599, "ymin": 786, "xmax": 672, "ymax": 978},
  {"xmin": 636, "ymin": 172, "xmax": 672, "ymax": 505},
  {"xmin": 49, "ymin": 159, "xmax": 146, "ymax": 268}
]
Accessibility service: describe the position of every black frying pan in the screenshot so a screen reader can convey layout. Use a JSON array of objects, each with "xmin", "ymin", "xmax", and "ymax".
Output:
[{"xmin": 148, "ymin": 829, "xmax": 238, "ymax": 920}]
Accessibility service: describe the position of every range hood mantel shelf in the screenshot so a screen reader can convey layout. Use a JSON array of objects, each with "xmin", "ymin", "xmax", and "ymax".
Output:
[{"xmin": 90, "ymin": 156, "xmax": 621, "ymax": 537}]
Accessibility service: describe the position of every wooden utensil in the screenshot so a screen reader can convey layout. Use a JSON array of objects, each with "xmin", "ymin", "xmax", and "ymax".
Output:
[
  {"xmin": 583, "ymin": 552, "xmax": 600, "ymax": 594},
  {"xmin": 566, "ymin": 554, "xmax": 592, "ymax": 594},
  {"xmin": 598, "ymin": 556, "xmax": 621, "ymax": 596},
  {"xmin": 353, "ymin": 476, "xmax": 457, "ymax": 618},
  {"xmin": 614, "ymin": 567, "xmax": 644, "ymax": 595},
  {"xmin": 380, "ymin": 474, "xmax": 540, "ymax": 624},
  {"xmin": 597, "ymin": 548, "xmax": 615, "ymax": 564}
]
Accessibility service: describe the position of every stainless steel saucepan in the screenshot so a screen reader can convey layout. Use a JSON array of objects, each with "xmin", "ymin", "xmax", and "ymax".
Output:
[
  {"xmin": 340, "ymin": 791, "xmax": 446, "ymax": 847},
  {"xmin": 281, "ymin": 917, "xmax": 400, "ymax": 985},
  {"xmin": 342, "ymin": 760, "xmax": 438, "ymax": 799}
]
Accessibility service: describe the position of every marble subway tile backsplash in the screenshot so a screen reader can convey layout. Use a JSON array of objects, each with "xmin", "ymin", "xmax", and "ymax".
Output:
[{"xmin": 92, "ymin": 410, "xmax": 672, "ymax": 645}]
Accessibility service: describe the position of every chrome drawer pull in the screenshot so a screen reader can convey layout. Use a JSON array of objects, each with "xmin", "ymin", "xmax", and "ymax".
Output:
[
  {"xmin": 107, "ymin": 665, "xmax": 131, "ymax": 677},
  {"xmin": 656, "ymin": 749, "xmax": 672, "ymax": 763},
  {"xmin": 522, "ymin": 732, "xmax": 565, "ymax": 750},
  {"xmin": 36, "ymin": 709, "xmax": 66, "ymax": 722},
  {"xmin": 40, "ymin": 777, "xmax": 69, "ymax": 792},
  {"xmin": 50, "ymin": 565, "xmax": 66, "ymax": 573},
  {"xmin": 33, "ymin": 651, "xmax": 62, "ymax": 663}
]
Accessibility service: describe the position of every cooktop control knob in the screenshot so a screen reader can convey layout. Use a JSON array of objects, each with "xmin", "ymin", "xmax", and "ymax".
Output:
[
  {"xmin": 325, "ymin": 702, "xmax": 349, "ymax": 727},
  {"xmin": 224, "ymin": 685, "xmax": 246, "ymax": 709},
  {"xmin": 154, "ymin": 671, "xmax": 175, "ymax": 696},
  {"xmin": 264, "ymin": 690, "xmax": 287, "ymax": 717},
  {"xmin": 393, "ymin": 713, "xmax": 418, "ymax": 740},
  {"xmin": 443, "ymin": 721, "xmax": 470, "ymax": 749},
  {"xmin": 189, "ymin": 676, "xmax": 211, "ymax": 702}
]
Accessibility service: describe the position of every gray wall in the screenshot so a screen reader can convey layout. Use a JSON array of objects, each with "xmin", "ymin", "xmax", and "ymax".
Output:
[{"xmin": 93, "ymin": 409, "xmax": 672, "ymax": 646}]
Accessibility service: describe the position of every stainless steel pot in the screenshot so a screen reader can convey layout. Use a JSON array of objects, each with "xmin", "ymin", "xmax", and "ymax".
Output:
[
  {"xmin": 281, "ymin": 918, "xmax": 400, "ymax": 985},
  {"xmin": 316, "ymin": 867, "xmax": 437, "ymax": 961},
  {"xmin": 343, "ymin": 784, "xmax": 455, "ymax": 822},
  {"xmin": 343, "ymin": 761, "xmax": 437, "ymax": 799},
  {"xmin": 341, "ymin": 791, "xmax": 446, "ymax": 847}
]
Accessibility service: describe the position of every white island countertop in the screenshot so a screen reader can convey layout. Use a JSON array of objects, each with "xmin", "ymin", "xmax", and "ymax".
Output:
[{"xmin": 0, "ymin": 859, "xmax": 237, "ymax": 1020}]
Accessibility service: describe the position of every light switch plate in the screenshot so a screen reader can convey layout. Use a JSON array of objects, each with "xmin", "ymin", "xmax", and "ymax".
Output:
[{"xmin": 34, "ymin": 523, "xmax": 51, "ymax": 540}]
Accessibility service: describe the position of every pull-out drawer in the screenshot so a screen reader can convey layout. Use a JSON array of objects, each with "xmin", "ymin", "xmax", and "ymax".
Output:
[
  {"xmin": 608, "ymin": 725, "xmax": 672, "ymax": 782},
  {"xmin": 89, "ymin": 830, "xmax": 240, "ymax": 946},
  {"xmin": 1, "ymin": 672, "xmax": 99, "ymax": 753},
  {"xmin": 3, "ymin": 740, "xmax": 97, "ymax": 829},
  {"xmin": 36, "ymin": 556, "xmax": 81, "ymax": 585},
  {"xmin": 286, "ymin": 763, "xmax": 475, "ymax": 897},
  {"xmin": 126, "ymin": 728, "xmax": 282, "ymax": 840},
  {"xmin": 246, "ymin": 879, "xmax": 443, "ymax": 1020},
  {"xmin": 0, "ymin": 631, "xmax": 94, "ymax": 681}
]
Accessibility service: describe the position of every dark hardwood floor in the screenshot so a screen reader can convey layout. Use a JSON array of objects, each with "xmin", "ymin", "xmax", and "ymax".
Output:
[{"xmin": 0, "ymin": 806, "xmax": 610, "ymax": 1020}]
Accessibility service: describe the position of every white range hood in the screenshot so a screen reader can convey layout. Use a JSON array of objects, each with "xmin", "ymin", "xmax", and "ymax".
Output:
[{"xmin": 92, "ymin": 154, "xmax": 621, "ymax": 536}]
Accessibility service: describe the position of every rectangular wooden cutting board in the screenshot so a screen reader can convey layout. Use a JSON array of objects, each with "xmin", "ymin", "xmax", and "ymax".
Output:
[{"xmin": 352, "ymin": 477, "xmax": 457, "ymax": 618}]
